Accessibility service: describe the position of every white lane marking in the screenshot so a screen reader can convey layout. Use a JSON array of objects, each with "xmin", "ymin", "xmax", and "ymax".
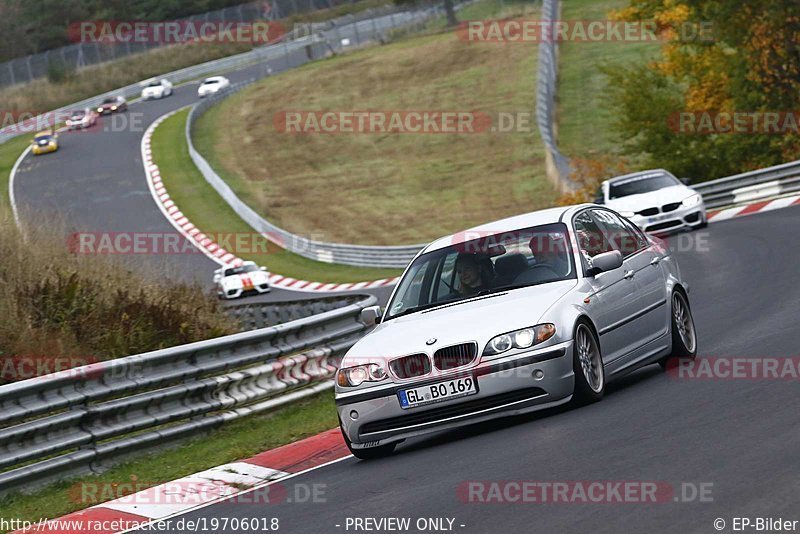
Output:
[
  {"xmin": 101, "ymin": 463, "xmax": 291, "ymax": 519},
  {"xmin": 141, "ymin": 107, "xmax": 227, "ymax": 267},
  {"xmin": 119, "ymin": 454, "xmax": 353, "ymax": 533},
  {"xmin": 759, "ymin": 194, "xmax": 800, "ymax": 212},
  {"xmin": 9, "ymin": 144, "xmax": 32, "ymax": 230}
]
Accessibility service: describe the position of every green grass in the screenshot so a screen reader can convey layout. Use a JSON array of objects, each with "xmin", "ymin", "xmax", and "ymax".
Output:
[
  {"xmin": 152, "ymin": 109, "xmax": 401, "ymax": 283},
  {"xmin": 0, "ymin": 136, "xmax": 31, "ymax": 218},
  {"xmin": 556, "ymin": 0, "xmax": 661, "ymax": 159},
  {"xmin": 192, "ymin": 0, "xmax": 553, "ymax": 246},
  {"xmin": 0, "ymin": 392, "xmax": 338, "ymax": 533}
]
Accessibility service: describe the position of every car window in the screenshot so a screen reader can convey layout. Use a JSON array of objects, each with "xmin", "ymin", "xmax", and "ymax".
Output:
[
  {"xmin": 573, "ymin": 211, "xmax": 613, "ymax": 261},
  {"xmin": 592, "ymin": 210, "xmax": 644, "ymax": 258},
  {"xmin": 385, "ymin": 223, "xmax": 575, "ymax": 320},
  {"xmin": 608, "ymin": 172, "xmax": 680, "ymax": 199}
]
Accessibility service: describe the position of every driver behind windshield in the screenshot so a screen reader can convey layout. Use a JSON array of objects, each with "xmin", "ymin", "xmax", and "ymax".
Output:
[
  {"xmin": 453, "ymin": 253, "xmax": 491, "ymax": 298},
  {"xmin": 529, "ymin": 234, "xmax": 570, "ymax": 277}
]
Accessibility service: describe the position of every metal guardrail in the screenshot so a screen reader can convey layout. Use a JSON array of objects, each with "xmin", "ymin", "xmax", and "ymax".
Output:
[
  {"xmin": 536, "ymin": 0, "xmax": 574, "ymax": 192},
  {"xmin": 183, "ymin": 8, "xmax": 450, "ymax": 268},
  {"xmin": 0, "ymin": 293, "xmax": 377, "ymax": 495},
  {"xmin": 692, "ymin": 160, "xmax": 800, "ymax": 209}
]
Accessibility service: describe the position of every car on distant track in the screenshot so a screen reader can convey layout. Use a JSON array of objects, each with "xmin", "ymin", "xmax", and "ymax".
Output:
[
  {"xmin": 141, "ymin": 78, "xmax": 174, "ymax": 100},
  {"xmin": 31, "ymin": 130, "xmax": 59, "ymax": 155},
  {"xmin": 65, "ymin": 108, "xmax": 98, "ymax": 130},
  {"xmin": 213, "ymin": 261, "xmax": 271, "ymax": 299},
  {"xmin": 597, "ymin": 169, "xmax": 707, "ymax": 234},
  {"xmin": 335, "ymin": 205, "xmax": 698, "ymax": 459},
  {"xmin": 96, "ymin": 95, "xmax": 128, "ymax": 115},
  {"xmin": 197, "ymin": 76, "xmax": 231, "ymax": 98}
]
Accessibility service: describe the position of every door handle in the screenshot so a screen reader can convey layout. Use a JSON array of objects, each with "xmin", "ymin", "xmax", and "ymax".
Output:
[
  {"xmin": 623, "ymin": 270, "xmax": 635, "ymax": 280},
  {"xmin": 650, "ymin": 257, "xmax": 662, "ymax": 266}
]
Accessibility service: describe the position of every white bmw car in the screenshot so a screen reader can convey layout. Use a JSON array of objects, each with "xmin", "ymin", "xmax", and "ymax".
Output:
[
  {"xmin": 213, "ymin": 261, "xmax": 271, "ymax": 299},
  {"xmin": 598, "ymin": 170, "xmax": 707, "ymax": 234},
  {"xmin": 197, "ymin": 76, "xmax": 230, "ymax": 98},
  {"xmin": 141, "ymin": 78, "xmax": 174, "ymax": 100},
  {"xmin": 335, "ymin": 205, "xmax": 697, "ymax": 458}
]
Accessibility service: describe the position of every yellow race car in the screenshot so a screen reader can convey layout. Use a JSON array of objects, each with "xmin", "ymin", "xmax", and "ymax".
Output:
[{"xmin": 31, "ymin": 130, "xmax": 59, "ymax": 155}]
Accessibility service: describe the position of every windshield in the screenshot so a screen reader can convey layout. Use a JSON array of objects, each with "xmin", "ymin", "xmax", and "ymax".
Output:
[
  {"xmin": 385, "ymin": 223, "xmax": 575, "ymax": 321},
  {"xmin": 34, "ymin": 135, "xmax": 52, "ymax": 142},
  {"xmin": 70, "ymin": 111, "xmax": 85, "ymax": 119},
  {"xmin": 146, "ymin": 81, "xmax": 162, "ymax": 87},
  {"xmin": 608, "ymin": 172, "xmax": 680, "ymax": 199},
  {"xmin": 202, "ymin": 79, "xmax": 220, "ymax": 85},
  {"xmin": 102, "ymin": 97, "xmax": 116, "ymax": 104},
  {"xmin": 224, "ymin": 264, "xmax": 259, "ymax": 276}
]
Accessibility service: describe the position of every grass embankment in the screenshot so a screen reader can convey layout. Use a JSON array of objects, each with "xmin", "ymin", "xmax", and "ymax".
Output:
[
  {"xmin": 0, "ymin": 0, "xmax": 388, "ymax": 115},
  {"xmin": 191, "ymin": 0, "xmax": 553, "ymax": 246},
  {"xmin": 0, "ymin": 134, "xmax": 236, "ymax": 377},
  {"xmin": 556, "ymin": 0, "xmax": 661, "ymax": 160},
  {"xmin": 152, "ymin": 109, "xmax": 401, "ymax": 282},
  {"xmin": 0, "ymin": 140, "xmax": 340, "ymax": 529},
  {"xmin": 0, "ymin": 392, "xmax": 338, "ymax": 533}
]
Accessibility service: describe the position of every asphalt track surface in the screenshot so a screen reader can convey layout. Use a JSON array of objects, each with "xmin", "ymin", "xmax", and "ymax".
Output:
[
  {"xmin": 132, "ymin": 205, "xmax": 800, "ymax": 534},
  {"xmin": 12, "ymin": 15, "xmax": 406, "ymax": 305}
]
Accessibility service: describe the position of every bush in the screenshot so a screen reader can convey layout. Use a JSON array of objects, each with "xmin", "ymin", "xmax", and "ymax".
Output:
[{"xmin": 0, "ymin": 218, "xmax": 237, "ymax": 383}]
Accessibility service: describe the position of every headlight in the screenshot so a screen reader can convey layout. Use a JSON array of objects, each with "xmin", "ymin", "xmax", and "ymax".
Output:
[
  {"xmin": 682, "ymin": 193, "xmax": 701, "ymax": 208},
  {"xmin": 97, "ymin": 107, "xmax": 103, "ymax": 112},
  {"xmin": 619, "ymin": 210, "xmax": 636, "ymax": 218},
  {"xmin": 483, "ymin": 324, "xmax": 556, "ymax": 356},
  {"xmin": 111, "ymin": 105, "xmax": 117, "ymax": 110},
  {"xmin": 337, "ymin": 363, "xmax": 387, "ymax": 387}
]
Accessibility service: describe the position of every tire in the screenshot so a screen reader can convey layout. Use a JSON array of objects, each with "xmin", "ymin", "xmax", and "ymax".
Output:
[
  {"xmin": 571, "ymin": 320, "xmax": 605, "ymax": 404},
  {"xmin": 339, "ymin": 422, "xmax": 396, "ymax": 460},
  {"xmin": 659, "ymin": 289, "xmax": 698, "ymax": 369}
]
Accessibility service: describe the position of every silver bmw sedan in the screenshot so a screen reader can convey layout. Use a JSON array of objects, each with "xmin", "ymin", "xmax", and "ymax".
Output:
[{"xmin": 335, "ymin": 204, "xmax": 698, "ymax": 459}]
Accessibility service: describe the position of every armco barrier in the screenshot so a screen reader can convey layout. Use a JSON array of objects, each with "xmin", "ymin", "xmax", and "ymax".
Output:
[
  {"xmin": 691, "ymin": 160, "xmax": 800, "ymax": 209},
  {"xmin": 0, "ymin": 293, "xmax": 377, "ymax": 496},
  {"xmin": 536, "ymin": 0, "xmax": 574, "ymax": 192}
]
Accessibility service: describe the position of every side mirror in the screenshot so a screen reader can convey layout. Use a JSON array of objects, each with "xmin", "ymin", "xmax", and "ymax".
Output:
[
  {"xmin": 681, "ymin": 177, "xmax": 691, "ymax": 185},
  {"xmin": 593, "ymin": 196, "xmax": 605, "ymax": 205},
  {"xmin": 360, "ymin": 305, "xmax": 382, "ymax": 326},
  {"xmin": 586, "ymin": 250, "xmax": 623, "ymax": 277}
]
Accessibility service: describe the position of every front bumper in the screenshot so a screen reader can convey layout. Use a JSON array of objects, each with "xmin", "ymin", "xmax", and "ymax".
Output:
[
  {"xmin": 630, "ymin": 203, "xmax": 707, "ymax": 234},
  {"xmin": 32, "ymin": 144, "xmax": 57, "ymax": 155},
  {"xmin": 336, "ymin": 340, "xmax": 575, "ymax": 448},
  {"xmin": 218, "ymin": 285, "xmax": 271, "ymax": 299}
]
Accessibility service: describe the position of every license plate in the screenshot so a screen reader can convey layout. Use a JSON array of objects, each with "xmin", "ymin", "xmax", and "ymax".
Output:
[{"xmin": 398, "ymin": 377, "xmax": 477, "ymax": 409}]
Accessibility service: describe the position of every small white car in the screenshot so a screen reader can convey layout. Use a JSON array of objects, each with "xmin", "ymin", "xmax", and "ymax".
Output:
[
  {"xmin": 141, "ymin": 78, "xmax": 174, "ymax": 100},
  {"xmin": 197, "ymin": 76, "xmax": 231, "ymax": 98},
  {"xmin": 598, "ymin": 170, "xmax": 707, "ymax": 234},
  {"xmin": 213, "ymin": 261, "xmax": 271, "ymax": 299},
  {"xmin": 65, "ymin": 108, "xmax": 98, "ymax": 130}
]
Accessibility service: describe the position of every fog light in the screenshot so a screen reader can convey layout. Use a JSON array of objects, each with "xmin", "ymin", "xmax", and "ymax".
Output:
[
  {"xmin": 349, "ymin": 410, "xmax": 359, "ymax": 420},
  {"xmin": 532, "ymin": 369, "xmax": 544, "ymax": 380}
]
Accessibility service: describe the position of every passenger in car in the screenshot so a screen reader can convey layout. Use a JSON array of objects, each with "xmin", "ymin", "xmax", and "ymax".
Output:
[
  {"xmin": 529, "ymin": 234, "xmax": 570, "ymax": 277},
  {"xmin": 453, "ymin": 253, "xmax": 492, "ymax": 297}
]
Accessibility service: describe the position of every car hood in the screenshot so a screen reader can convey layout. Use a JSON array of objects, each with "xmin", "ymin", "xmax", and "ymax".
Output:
[
  {"xmin": 605, "ymin": 185, "xmax": 696, "ymax": 212},
  {"xmin": 342, "ymin": 279, "xmax": 576, "ymax": 367},
  {"xmin": 143, "ymin": 87, "xmax": 163, "ymax": 94}
]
